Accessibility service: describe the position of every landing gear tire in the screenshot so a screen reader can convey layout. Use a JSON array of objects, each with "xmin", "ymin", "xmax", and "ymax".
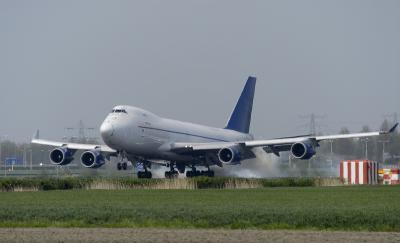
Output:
[
  {"xmin": 186, "ymin": 170, "xmax": 199, "ymax": 177},
  {"xmin": 186, "ymin": 170, "xmax": 214, "ymax": 177},
  {"xmin": 186, "ymin": 170, "xmax": 201, "ymax": 178},
  {"xmin": 205, "ymin": 170, "xmax": 215, "ymax": 177},
  {"xmin": 176, "ymin": 163, "xmax": 185, "ymax": 174},
  {"xmin": 138, "ymin": 171, "xmax": 152, "ymax": 179},
  {"xmin": 122, "ymin": 162, "xmax": 128, "ymax": 170},
  {"xmin": 165, "ymin": 170, "xmax": 179, "ymax": 179},
  {"xmin": 117, "ymin": 162, "xmax": 122, "ymax": 171}
]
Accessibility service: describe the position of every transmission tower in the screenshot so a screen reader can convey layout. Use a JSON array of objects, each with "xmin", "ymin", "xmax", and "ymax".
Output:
[
  {"xmin": 298, "ymin": 113, "xmax": 326, "ymax": 135},
  {"xmin": 383, "ymin": 112, "xmax": 398, "ymax": 126},
  {"xmin": 64, "ymin": 120, "xmax": 97, "ymax": 143},
  {"xmin": 78, "ymin": 120, "xmax": 85, "ymax": 141}
]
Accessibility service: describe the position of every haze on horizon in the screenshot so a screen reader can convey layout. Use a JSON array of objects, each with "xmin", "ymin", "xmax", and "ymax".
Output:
[{"xmin": 0, "ymin": 0, "xmax": 399, "ymax": 142}]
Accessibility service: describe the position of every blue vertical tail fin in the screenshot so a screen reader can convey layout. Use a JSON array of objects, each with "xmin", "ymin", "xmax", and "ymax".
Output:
[{"xmin": 224, "ymin": 76, "xmax": 256, "ymax": 134}]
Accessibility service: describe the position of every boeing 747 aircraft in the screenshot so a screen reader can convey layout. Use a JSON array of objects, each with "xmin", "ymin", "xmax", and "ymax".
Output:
[{"xmin": 32, "ymin": 77, "xmax": 398, "ymax": 178}]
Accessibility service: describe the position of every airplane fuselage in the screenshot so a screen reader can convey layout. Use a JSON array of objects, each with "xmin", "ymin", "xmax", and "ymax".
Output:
[{"xmin": 100, "ymin": 105, "xmax": 253, "ymax": 162}]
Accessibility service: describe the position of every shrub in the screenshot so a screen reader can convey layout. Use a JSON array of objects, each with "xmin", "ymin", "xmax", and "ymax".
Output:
[{"xmin": 0, "ymin": 176, "xmax": 322, "ymax": 191}]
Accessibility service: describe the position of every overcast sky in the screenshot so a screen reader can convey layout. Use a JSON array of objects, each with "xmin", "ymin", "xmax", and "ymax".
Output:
[{"xmin": 1, "ymin": 0, "xmax": 399, "ymax": 142}]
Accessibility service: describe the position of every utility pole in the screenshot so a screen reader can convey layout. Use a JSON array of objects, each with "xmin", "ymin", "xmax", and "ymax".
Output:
[
  {"xmin": 41, "ymin": 149, "xmax": 44, "ymax": 166},
  {"xmin": 310, "ymin": 113, "xmax": 316, "ymax": 135},
  {"xmin": 0, "ymin": 137, "xmax": 2, "ymax": 177},
  {"xmin": 363, "ymin": 138, "xmax": 369, "ymax": 160},
  {"xmin": 0, "ymin": 135, "xmax": 7, "ymax": 176},
  {"xmin": 23, "ymin": 144, "xmax": 26, "ymax": 168},
  {"xmin": 79, "ymin": 120, "xmax": 85, "ymax": 141},
  {"xmin": 29, "ymin": 149, "xmax": 33, "ymax": 170},
  {"xmin": 0, "ymin": 136, "xmax": 2, "ymax": 172},
  {"xmin": 328, "ymin": 139, "xmax": 334, "ymax": 168},
  {"xmin": 378, "ymin": 140, "xmax": 389, "ymax": 163}
]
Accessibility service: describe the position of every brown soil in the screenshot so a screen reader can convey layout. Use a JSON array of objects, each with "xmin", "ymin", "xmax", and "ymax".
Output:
[{"xmin": 0, "ymin": 228, "xmax": 398, "ymax": 243}]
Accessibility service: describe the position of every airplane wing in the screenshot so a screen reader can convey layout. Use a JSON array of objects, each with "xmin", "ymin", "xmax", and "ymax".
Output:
[
  {"xmin": 31, "ymin": 139, "xmax": 117, "ymax": 154},
  {"xmin": 171, "ymin": 123, "xmax": 398, "ymax": 155}
]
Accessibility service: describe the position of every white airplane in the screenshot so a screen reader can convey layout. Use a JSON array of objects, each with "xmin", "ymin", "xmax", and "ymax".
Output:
[{"xmin": 32, "ymin": 76, "xmax": 398, "ymax": 178}]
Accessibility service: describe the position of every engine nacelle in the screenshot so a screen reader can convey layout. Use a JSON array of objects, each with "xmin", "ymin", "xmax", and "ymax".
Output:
[
  {"xmin": 218, "ymin": 146, "xmax": 241, "ymax": 165},
  {"xmin": 49, "ymin": 147, "xmax": 74, "ymax": 165},
  {"xmin": 290, "ymin": 141, "xmax": 316, "ymax": 160},
  {"xmin": 80, "ymin": 150, "xmax": 105, "ymax": 168}
]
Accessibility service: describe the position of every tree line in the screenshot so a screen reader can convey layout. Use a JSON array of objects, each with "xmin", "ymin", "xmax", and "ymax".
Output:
[{"xmin": 318, "ymin": 119, "xmax": 400, "ymax": 164}]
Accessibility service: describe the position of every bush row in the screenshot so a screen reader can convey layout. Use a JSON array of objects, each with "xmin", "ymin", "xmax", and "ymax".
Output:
[
  {"xmin": 0, "ymin": 177, "xmax": 92, "ymax": 191},
  {"xmin": 0, "ymin": 176, "xmax": 324, "ymax": 191},
  {"xmin": 260, "ymin": 178, "xmax": 315, "ymax": 187}
]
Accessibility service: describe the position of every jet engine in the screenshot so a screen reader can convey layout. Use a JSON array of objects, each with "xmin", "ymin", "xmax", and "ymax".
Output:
[
  {"xmin": 218, "ymin": 146, "xmax": 241, "ymax": 165},
  {"xmin": 290, "ymin": 140, "xmax": 316, "ymax": 160},
  {"xmin": 80, "ymin": 150, "xmax": 105, "ymax": 168},
  {"xmin": 49, "ymin": 147, "xmax": 74, "ymax": 165}
]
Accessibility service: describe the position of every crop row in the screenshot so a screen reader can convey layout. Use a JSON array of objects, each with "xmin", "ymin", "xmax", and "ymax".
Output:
[{"xmin": 0, "ymin": 187, "xmax": 399, "ymax": 230}]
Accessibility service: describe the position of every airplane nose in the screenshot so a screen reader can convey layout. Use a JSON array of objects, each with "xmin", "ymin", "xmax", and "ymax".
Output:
[{"xmin": 100, "ymin": 121, "xmax": 114, "ymax": 140}]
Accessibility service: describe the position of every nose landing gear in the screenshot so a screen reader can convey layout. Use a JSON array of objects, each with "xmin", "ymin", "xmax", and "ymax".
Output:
[
  {"xmin": 115, "ymin": 152, "xmax": 153, "ymax": 179},
  {"xmin": 116, "ymin": 151, "xmax": 129, "ymax": 171}
]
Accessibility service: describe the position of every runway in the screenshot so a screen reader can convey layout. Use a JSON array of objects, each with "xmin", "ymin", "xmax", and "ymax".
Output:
[{"xmin": 0, "ymin": 228, "xmax": 399, "ymax": 243}]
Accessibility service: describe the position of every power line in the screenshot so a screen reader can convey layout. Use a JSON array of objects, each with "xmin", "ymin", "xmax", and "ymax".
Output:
[
  {"xmin": 383, "ymin": 112, "xmax": 398, "ymax": 126},
  {"xmin": 64, "ymin": 120, "xmax": 97, "ymax": 143},
  {"xmin": 298, "ymin": 113, "xmax": 326, "ymax": 135}
]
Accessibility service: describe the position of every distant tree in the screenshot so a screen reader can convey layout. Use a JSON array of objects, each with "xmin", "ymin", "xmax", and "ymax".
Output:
[
  {"xmin": 334, "ymin": 127, "xmax": 356, "ymax": 158},
  {"xmin": 0, "ymin": 140, "xmax": 18, "ymax": 163},
  {"xmin": 361, "ymin": 125, "xmax": 370, "ymax": 133},
  {"xmin": 386, "ymin": 132, "xmax": 400, "ymax": 161},
  {"xmin": 359, "ymin": 125, "xmax": 379, "ymax": 161},
  {"xmin": 380, "ymin": 119, "xmax": 390, "ymax": 132},
  {"xmin": 379, "ymin": 119, "xmax": 400, "ymax": 163}
]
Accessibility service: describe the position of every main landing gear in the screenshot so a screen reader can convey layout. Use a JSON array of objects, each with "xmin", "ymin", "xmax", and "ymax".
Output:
[
  {"xmin": 117, "ymin": 162, "xmax": 128, "ymax": 170},
  {"xmin": 186, "ymin": 167, "xmax": 215, "ymax": 178},
  {"xmin": 116, "ymin": 152, "xmax": 152, "ymax": 179},
  {"xmin": 165, "ymin": 170, "xmax": 179, "ymax": 179},
  {"xmin": 163, "ymin": 163, "xmax": 215, "ymax": 178},
  {"xmin": 137, "ymin": 170, "xmax": 152, "ymax": 179},
  {"xmin": 137, "ymin": 161, "xmax": 152, "ymax": 179},
  {"xmin": 165, "ymin": 162, "xmax": 179, "ymax": 179}
]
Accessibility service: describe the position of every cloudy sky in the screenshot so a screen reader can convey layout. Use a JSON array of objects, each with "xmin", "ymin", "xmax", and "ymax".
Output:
[{"xmin": 1, "ymin": 0, "xmax": 399, "ymax": 142}]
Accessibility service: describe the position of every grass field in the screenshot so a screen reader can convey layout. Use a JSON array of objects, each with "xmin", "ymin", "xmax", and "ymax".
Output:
[{"xmin": 1, "ymin": 186, "xmax": 399, "ymax": 231}]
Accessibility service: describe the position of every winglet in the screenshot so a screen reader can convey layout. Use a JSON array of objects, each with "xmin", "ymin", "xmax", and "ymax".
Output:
[
  {"xmin": 381, "ymin": 123, "xmax": 399, "ymax": 135},
  {"xmin": 388, "ymin": 123, "xmax": 399, "ymax": 134},
  {"xmin": 33, "ymin": 129, "xmax": 40, "ymax": 139}
]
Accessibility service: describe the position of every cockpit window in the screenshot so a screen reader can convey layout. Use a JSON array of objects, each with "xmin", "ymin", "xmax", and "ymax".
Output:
[{"xmin": 111, "ymin": 109, "xmax": 127, "ymax": 114}]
